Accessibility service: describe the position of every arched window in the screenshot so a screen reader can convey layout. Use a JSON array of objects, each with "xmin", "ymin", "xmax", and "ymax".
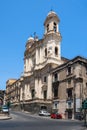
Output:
[
  {"xmin": 55, "ymin": 47, "xmax": 58, "ymax": 56},
  {"xmin": 45, "ymin": 48, "xmax": 47, "ymax": 57},
  {"xmin": 47, "ymin": 24, "xmax": 49, "ymax": 32},
  {"xmin": 53, "ymin": 22, "xmax": 57, "ymax": 32}
]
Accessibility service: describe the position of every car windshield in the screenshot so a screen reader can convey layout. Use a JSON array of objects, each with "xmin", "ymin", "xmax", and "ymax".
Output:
[
  {"xmin": 2, "ymin": 106, "xmax": 8, "ymax": 109},
  {"xmin": 40, "ymin": 110, "xmax": 46, "ymax": 112},
  {"xmin": 3, "ymin": 107, "xmax": 8, "ymax": 109}
]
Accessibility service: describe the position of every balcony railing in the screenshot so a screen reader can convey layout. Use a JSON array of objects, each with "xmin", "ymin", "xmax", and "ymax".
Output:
[{"xmin": 67, "ymin": 96, "xmax": 73, "ymax": 100}]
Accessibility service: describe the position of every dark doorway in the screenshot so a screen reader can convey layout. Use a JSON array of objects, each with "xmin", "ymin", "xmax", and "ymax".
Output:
[
  {"xmin": 68, "ymin": 110, "xmax": 72, "ymax": 119},
  {"xmin": 40, "ymin": 106, "xmax": 47, "ymax": 110}
]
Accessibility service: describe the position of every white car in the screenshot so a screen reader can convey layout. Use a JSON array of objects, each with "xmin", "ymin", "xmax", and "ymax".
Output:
[
  {"xmin": 39, "ymin": 110, "xmax": 50, "ymax": 116},
  {"xmin": 2, "ymin": 106, "xmax": 9, "ymax": 114}
]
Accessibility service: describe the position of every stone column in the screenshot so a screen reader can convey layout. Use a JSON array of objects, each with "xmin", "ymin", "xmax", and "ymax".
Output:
[
  {"xmin": 36, "ymin": 48, "xmax": 39, "ymax": 65},
  {"xmin": 35, "ymin": 78, "xmax": 39, "ymax": 98},
  {"xmin": 38, "ymin": 78, "xmax": 42, "ymax": 99},
  {"xmin": 40, "ymin": 47, "xmax": 42, "ymax": 63},
  {"xmin": 47, "ymin": 74, "xmax": 52, "ymax": 99},
  {"xmin": 26, "ymin": 59, "xmax": 28, "ymax": 72}
]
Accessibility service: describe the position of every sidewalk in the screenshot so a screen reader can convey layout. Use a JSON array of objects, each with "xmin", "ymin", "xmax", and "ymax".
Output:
[{"xmin": 0, "ymin": 114, "xmax": 12, "ymax": 120}]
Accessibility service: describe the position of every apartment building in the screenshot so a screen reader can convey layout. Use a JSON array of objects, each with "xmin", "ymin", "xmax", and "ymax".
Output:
[
  {"xmin": 52, "ymin": 56, "xmax": 87, "ymax": 118},
  {"xmin": 0, "ymin": 90, "xmax": 5, "ymax": 106},
  {"xmin": 6, "ymin": 79, "xmax": 21, "ymax": 110}
]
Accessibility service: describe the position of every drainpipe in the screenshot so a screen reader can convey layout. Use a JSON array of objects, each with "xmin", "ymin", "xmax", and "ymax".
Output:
[{"xmin": 72, "ymin": 76, "xmax": 76, "ymax": 120}]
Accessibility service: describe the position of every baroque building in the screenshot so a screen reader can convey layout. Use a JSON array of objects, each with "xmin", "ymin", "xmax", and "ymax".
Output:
[
  {"xmin": 6, "ymin": 11, "xmax": 87, "ymax": 119},
  {"xmin": 20, "ymin": 11, "xmax": 66, "ymax": 112}
]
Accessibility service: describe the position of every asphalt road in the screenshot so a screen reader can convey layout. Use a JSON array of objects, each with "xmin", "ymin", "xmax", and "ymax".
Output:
[{"xmin": 0, "ymin": 111, "xmax": 85, "ymax": 130}]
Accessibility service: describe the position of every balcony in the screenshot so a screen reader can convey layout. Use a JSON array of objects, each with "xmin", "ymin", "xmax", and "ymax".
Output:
[
  {"xmin": 52, "ymin": 81, "xmax": 59, "ymax": 88},
  {"xmin": 75, "ymin": 71, "xmax": 83, "ymax": 82},
  {"xmin": 67, "ymin": 96, "xmax": 73, "ymax": 101},
  {"xmin": 75, "ymin": 76, "xmax": 83, "ymax": 82},
  {"xmin": 53, "ymin": 96, "xmax": 59, "ymax": 100}
]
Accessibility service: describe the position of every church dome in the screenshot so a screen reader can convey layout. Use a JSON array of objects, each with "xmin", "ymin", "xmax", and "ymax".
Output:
[
  {"xmin": 47, "ymin": 11, "xmax": 57, "ymax": 17},
  {"xmin": 26, "ymin": 36, "xmax": 34, "ymax": 49},
  {"xmin": 44, "ymin": 10, "xmax": 60, "ymax": 25},
  {"xmin": 27, "ymin": 36, "xmax": 34, "ymax": 42}
]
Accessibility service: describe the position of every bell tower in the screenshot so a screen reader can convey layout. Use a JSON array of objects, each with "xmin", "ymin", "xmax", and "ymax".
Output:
[{"xmin": 43, "ymin": 11, "xmax": 62, "ymax": 65}]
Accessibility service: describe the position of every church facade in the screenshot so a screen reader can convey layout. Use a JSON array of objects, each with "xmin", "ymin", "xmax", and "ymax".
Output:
[{"xmin": 20, "ymin": 11, "xmax": 66, "ymax": 113}]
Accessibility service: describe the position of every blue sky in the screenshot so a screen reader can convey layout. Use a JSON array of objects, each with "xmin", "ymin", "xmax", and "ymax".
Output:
[{"xmin": 0, "ymin": 0, "xmax": 87, "ymax": 89}]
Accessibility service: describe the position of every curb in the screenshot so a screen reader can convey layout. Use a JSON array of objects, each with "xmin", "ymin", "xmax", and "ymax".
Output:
[{"xmin": 0, "ymin": 116, "xmax": 12, "ymax": 120}]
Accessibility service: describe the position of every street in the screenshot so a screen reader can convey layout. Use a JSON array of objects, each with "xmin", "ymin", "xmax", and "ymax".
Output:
[{"xmin": 0, "ymin": 111, "xmax": 85, "ymax": 130}]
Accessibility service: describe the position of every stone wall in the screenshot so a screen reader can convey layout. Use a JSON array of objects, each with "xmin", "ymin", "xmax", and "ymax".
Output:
[{"xmin": 11, "ymin": 102, "xmax": 52, "ymax": 114}]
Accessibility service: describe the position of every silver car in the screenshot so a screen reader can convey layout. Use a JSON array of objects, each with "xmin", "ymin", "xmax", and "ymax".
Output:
[{"xmin": 39, "ymin": 110, "xmax": 50, "ymax": 116}]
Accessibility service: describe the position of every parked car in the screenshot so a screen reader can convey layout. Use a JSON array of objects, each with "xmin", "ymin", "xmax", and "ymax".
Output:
[
  {"xmin": 2, "ymin": 106, "xmax": 9, "ymax": 114},
  {"xmin": 51, "ymin": 112, "xmax": 62, "ymax": 119},
  {"xmin": 39, "ymin": 110, "xmax": 50, "ymax": 116}
]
